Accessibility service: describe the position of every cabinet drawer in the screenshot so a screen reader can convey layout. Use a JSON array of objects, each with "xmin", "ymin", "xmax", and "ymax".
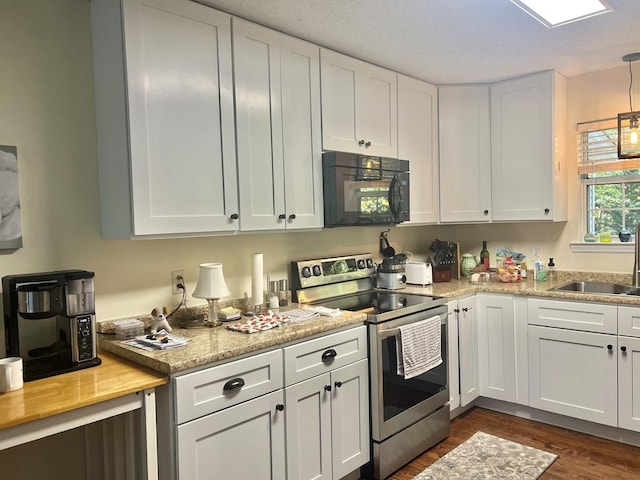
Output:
[
  {"xmin": 619, "ymin": 306, "xmax": 640, "ymax": 338},
  {"xmin": 174, "ymin": 349, "xmax": 283, "ymax": 424},
  {"xmin": 528, "ymin": 298, "xmax": 617, "ymax": 334},
  {"xmin": 283, "ymin": 326, "xmax": 367, "ymax": 386}
]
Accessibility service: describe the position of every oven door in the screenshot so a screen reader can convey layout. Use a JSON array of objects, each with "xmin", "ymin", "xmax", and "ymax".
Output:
[{"xmin": 369, "ymin": 306, "xmax": 449, "ymax": 442}]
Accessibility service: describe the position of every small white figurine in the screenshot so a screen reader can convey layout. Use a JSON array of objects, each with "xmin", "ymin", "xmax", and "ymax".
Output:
[{"xmin": 150, "ymin": 306, "xmax": 173, "ymax": 334}]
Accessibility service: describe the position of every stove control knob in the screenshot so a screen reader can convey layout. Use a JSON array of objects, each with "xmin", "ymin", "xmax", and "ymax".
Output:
[
  {"xmin": 366, "ymin": 258, "xmax": 374, "ymax": 268},
  {"xmin": 312, "ymin": 265, "xmax": 322, "ymax": 276},
  {"xmin": 357, "ymin": 259, "xmax": 365, "ymax": 269},
  {"xmin": 301, "ymin": 266, "xmax": 312, "ymax": 278}
]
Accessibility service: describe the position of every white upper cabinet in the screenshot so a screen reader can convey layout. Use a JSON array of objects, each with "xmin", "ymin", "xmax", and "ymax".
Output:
[
  {"xmin": 438, "ymin": 86, "xmax": 492, "ymax": 223},
  {"xmin": 398, "ymin": 75, "xmax": 439, "ymax": 224},
  {"xmin": 490, "ymin": 71, "xmax": 567, "ymax": 221},
  {"xmin": 91, "ymin": 0, "xmax": 239, "ymax": 238},
  {"xmin": 320, "ymin": 49, "xmax": 398, "ymax": 157},
  {"xmin": 233, "ymin": 19, "xmax": 323, "ymax": 231}
]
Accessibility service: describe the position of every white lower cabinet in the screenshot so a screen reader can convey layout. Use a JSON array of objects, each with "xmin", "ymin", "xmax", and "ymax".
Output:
[
  {"xmin": 447, "ymin": 301, "xmax": 460, "ymax": 410},
  {"xmin": 285, "ymin": 359, "xmax": 369, "ymax": 480},
  {"xmin": 177, "ymin": 390, "xmax": 286, "ymax": 479},
  {"xmin": 448, "ymin": 296, "xmax": 479, "ymax": 408},
  {"xmin": 618, "ymin": 335, "xmax": 640, "ymax": 431},
  {"xmin": 166, "ymin": 326, "xmax": 369, "ymax": 480},
  {"xmin": 284, "ymin": 327, "xmax": 369, "ymax": 480},
  {"xmin": 477, "ymin": 294, "xmax": 516, "ymax": 403},
  {"xmin": 618, "ymin": 306, "xmax": 640, "ymax": 432},
  {"xmin": 528, "ymin": 325, "xmax": 618, "ymax": 426}
]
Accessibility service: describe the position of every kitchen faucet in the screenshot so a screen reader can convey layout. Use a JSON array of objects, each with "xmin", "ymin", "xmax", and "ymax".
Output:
[{"xmin": 634, "ymin": 223, "xmax": 640, "ymax": 286}]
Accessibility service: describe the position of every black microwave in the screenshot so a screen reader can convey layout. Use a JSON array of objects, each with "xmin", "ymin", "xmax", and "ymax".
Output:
[{"xmin": 322, "ymin": 151, "xmax": 410, "ymax": 227}]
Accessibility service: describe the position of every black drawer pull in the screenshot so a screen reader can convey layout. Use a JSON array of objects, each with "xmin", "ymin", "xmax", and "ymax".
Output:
[
  {"xmin": 334, "ymin": 381, "xmax": 342, "ymax": 388},
  {"xmin": 607, "ymin": 344, "xmax": 613, "ymax": 351},
  {"xmin": 223, "ymin": 378, "xmax": 245, "ymax": 392},
  {"xmin": 324, "ymin": 384, "xmax": 332, "ymax": 392},
  {"xmin": 321, "ymin": 349, "xmax": 337, "ymax": 362},
  {"xmin": 275, "ymin": 403, "xmax": 285, "ymax": 412},
  {"xmin": 622, "ymin": 346, "xmax": 628, "ymax": 353}
]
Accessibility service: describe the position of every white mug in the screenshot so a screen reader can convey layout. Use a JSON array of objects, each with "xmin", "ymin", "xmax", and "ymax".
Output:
[{"xmin": 0, "ymin": 357, "xmax": 23, "ymax": 392}]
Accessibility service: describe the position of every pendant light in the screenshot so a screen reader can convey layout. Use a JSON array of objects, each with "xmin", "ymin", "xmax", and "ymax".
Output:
[{"xmin": 618, "ymin": 53, "xmax": 640, "ymax": 159}]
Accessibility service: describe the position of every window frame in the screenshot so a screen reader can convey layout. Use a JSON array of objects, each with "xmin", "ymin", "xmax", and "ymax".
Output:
[{"xmin": 573, "ymin": 118, "xmax": 639, "ymax": 252}]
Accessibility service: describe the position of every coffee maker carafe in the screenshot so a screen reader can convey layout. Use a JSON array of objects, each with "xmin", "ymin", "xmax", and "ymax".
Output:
[{"xmin": 2, "ymin": 270, "xmax": 101, "ymax": 381}]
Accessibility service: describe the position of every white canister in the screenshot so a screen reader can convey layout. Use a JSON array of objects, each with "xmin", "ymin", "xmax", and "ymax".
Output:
[{"xmin": 0, "ymin": 357, "xmax": 23, "ymax": 392}]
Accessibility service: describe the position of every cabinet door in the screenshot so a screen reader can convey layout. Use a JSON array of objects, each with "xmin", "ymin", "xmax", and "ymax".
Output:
[
  {"xmin": 618, "ymin": 336, "xmax": 640, "ymax": 432},
  {"xmin": 280, "ymin": 34, "xmax": 324, "ymax": 229},
  {"xmin": 491, "ymin": 71, "xmax": 566, "ymax": 221},
  {"xmin": 477, "ymin": 294, "xmax": 516, "ymax": 402},
  {"xmin": 331, "ymin": 359, "xmax": 370, "ymax": 480},
  {"xmin": 447, "ymin": 301, "xmax": 461, "ymax": 411},
  {"xmin": 398, "ymin": 75, "xmax": 439, "ymax": 224},
  {"xmin": 320, "ymin": 49, "xmax": 397, "ymax": 157},
  {"xmin": 177, "ymin": 390, "xmax": 285, "ymax": 479},
  {"xmin": 285, "ymin": 373, "xmax": 332, "ymax": 480},
  {"xmin": 356, "ymin": 62, "xmax": 398, "ymax": 157},
  {"xmin": 528, "ymin": 325, "xmax": 617, "ymax": 426},
  {"xmin": 457, "ymin": 297, "xmax": 480, "ymax": 406},
  {"xmin": 438, "ymin": 86, "xmax": 491, "ymax": 223},
  {"xmin": 121, "ymin": 0, "xmax": 238, "ymax": 235},
  {"xmin": 233, "ymin": 18, "xmax": 285, "ymax": 231}
]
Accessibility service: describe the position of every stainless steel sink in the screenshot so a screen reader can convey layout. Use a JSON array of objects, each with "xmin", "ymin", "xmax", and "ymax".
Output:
[{"xmin": 551, "ymin": 281, "xmax": 636, "ymax": 296}]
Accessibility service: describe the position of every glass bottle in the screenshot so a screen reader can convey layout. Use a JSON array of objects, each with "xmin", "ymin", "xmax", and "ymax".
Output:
[{"xmin": 480, "ymin": 240, "xmax": 490, "ymax": 271}]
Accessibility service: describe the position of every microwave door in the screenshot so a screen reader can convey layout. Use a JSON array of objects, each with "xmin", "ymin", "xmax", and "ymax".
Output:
[{"xmin": 344, "ymin": 178, "xmax": 390, "ymax": 223}]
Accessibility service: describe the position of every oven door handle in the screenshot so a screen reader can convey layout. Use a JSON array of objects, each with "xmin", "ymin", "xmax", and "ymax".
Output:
[{"xmin": 378, "ymin": 327, "xmax": 400, "ymax": 340}]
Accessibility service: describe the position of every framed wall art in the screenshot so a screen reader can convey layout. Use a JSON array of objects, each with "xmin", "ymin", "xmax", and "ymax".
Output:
[{"xmin": 0, "ymin": 145, "xmax": 22, "ymax": 250}]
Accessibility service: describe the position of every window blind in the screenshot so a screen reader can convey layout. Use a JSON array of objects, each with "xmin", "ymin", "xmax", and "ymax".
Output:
[{"xmin": 578, "ymin": 118, "xmax": 640, "ymax": 174}]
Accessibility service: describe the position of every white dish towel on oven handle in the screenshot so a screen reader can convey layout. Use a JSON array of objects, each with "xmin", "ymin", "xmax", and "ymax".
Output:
[{"xmin": 396, "ymin": 314, "xmax": 442, "ymax": 379}]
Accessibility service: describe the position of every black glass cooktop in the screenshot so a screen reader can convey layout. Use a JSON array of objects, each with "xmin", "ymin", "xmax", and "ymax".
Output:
[{"xmin": 311, "ymin": 290, "xmax": 446, "ymax": 322}]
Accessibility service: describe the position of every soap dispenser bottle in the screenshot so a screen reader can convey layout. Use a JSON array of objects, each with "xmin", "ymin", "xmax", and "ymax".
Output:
[{"xmin": 547, "ymin": 258, "xmax": 556, "ymax": 282}]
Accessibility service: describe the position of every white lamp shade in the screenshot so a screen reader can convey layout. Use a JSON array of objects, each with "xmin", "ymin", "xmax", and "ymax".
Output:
[{"xmin": 193, "ymin": 263, "xmax": 230, "ymax": 299}]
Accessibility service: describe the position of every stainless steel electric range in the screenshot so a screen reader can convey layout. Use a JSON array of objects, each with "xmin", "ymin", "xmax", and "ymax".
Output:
[{"xmin": 291, "ymin": 253, "xmax": 451, "ymax": 479}]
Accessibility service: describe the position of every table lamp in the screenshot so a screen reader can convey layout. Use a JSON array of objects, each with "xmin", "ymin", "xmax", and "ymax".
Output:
[{"xmin": 193, "ymin": 263, "xmax": 230, "ymax": 327}]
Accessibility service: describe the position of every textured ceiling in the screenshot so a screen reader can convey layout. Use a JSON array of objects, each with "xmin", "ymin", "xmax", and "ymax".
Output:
[{"xmin": 196, "ymin": 0, "xmax": 640, "ymax": 84}]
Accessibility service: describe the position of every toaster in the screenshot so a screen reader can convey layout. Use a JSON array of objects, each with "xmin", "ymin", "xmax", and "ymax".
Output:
[{"xmin": 404, "ymin": 262, "xmax": 433, "ymax": 286}]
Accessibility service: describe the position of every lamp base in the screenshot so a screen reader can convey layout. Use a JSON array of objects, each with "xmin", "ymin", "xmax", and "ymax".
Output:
[{"xmin": 205, "ymin": 298, "xmax": 222, "ymax": 328}]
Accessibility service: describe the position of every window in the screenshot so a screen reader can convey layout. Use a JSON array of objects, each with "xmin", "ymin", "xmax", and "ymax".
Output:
[{"xmin": 579, "ymin": 119, "xmax": 640, "ymax": 239}]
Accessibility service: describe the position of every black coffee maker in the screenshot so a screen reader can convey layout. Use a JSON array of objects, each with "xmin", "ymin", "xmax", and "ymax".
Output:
[{"xmin": 2, "ymin": 270, "xmax": 101, "ymax": 381}]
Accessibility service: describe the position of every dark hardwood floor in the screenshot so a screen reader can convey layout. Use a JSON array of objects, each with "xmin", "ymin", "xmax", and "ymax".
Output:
[{"xmin": 389, "ymin": 407, "xmax": 640, "ymax": 479}]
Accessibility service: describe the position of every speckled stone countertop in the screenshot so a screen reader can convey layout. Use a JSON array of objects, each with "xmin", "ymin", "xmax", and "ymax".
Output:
[
  {"xmin": 99, "ymin": 270, "xmax": 640, "ymax": 375},
  {"xmin": 98, "ymin": 308, "xmax": 367, "ymax": 375},
  {"xmin": 406, "ymin": 270, "xmax": 640, "ymax": 305}
]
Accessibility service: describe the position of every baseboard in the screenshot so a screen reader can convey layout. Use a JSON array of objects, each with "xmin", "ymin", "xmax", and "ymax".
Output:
[{"xmin": 475, "ymin": 397, "xmax": 640, "ymax": 448}]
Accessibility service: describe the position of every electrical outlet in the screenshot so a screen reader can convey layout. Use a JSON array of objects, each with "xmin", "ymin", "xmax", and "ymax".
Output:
[{"xmin": 171, "ymin": 270, "xmax": 184, "ymax": 294}]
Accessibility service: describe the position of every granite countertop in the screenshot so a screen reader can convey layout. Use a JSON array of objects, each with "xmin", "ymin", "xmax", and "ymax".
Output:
[
  {"xmin": 409, "ymin": 271, "xmax": 640, "ymax": 305},
  {"xmin": 98, "ymin": 308, "xmax": 367, "ymax": 375},
  {"xmin": 99, "ymin": 270, "xmax": 640, "ymax": 376}
]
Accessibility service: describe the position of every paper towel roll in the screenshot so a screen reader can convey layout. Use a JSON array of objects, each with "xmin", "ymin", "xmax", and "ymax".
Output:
[{"xmin": 251, "ymin": 253, "xmax": 264, "ymax": 306}]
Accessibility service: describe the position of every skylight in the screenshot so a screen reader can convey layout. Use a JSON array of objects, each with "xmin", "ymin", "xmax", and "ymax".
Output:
[{"xmin": 510, "ymin": 0, "xmax": 612, "ymax": 28}]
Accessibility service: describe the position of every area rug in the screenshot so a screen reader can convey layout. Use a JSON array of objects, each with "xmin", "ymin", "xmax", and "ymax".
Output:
[{"xmin": 413, "ymin": 431, "xmax": 558, "ymax": 480}]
